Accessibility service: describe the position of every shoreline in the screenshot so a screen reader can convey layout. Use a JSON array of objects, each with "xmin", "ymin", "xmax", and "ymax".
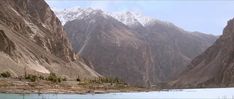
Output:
[
  {"xmin": 0, "ymin": 89, "xmax": 147, "ymax": 95},
  {"xmin": 0, "ymin": 78, "xmax": 151, "ymax": 94},
  {"xmin": 0, "ymin": 87, "xmax": 149, "ymax": 94}
]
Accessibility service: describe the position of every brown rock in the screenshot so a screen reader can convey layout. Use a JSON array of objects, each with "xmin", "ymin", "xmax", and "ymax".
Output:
[
  {"xmin": 62, "ymin": 9, "xmax": 217, "ymax": 86},
  {"xmin": 0, "ymin": 0, "xmax": 99, "ymax": 79},
  {"xmin": 172, "ymin": 18, "xmax": 234, "ymax": 88}
]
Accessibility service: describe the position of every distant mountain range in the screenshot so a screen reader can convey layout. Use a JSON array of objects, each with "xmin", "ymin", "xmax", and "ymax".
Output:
[
  {"xmin": 56, "ymin": 7, "xmax": 162, "ymax": 27},
  {"xmin": 55, "ymin": 7, "xmax": 217, "ymax": 86}
]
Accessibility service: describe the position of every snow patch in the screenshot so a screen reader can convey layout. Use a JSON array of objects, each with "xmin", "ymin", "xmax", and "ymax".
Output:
[
  {"xmin": 55, "ymin": 7, "xmax": 106, "ymax": 25},
  {"xmin": 55, "ymin": 7, "xmax": 171, "ymax": 27}
]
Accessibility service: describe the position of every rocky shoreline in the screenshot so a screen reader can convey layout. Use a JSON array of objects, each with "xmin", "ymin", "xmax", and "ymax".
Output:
[{"xmin": 0, "ymin": 78, "xmax": 148, "ymax": 94}]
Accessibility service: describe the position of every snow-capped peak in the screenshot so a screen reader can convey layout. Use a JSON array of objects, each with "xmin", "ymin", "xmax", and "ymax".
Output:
[
  {"xmin": 55, "ymin": 7, "xmax": 107, "ymax": 25},
  {"xmin": 109, "ymin": 11, "xmax": 141, "ymax": 26},
  {"xmin": 55, "ymin": 7, "xmax": 171, "ymax": 27},
  {"xmin": 110, "ymin": 11, "xmax": 155, "ymax": 26}
]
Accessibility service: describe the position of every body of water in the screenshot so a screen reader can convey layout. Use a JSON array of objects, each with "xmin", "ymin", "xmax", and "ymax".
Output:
[{"xmin": 1, "ymin": 88, "xmax": 234, "ymax": 99}]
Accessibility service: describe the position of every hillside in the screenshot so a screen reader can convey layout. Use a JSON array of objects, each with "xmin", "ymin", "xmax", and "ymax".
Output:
[
  {"xmin": 0, "ymin": 0, "xmax": 99, "ymax": 79},
  {"xmin": 57, "ymin": 8, "xmax": 217, "ymax": 86},
  {"xmin": 172, "ymin": 18, "xmax": 234, "ymax": 88}
]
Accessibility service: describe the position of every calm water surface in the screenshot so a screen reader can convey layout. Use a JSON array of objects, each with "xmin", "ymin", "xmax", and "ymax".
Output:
[{"xmin": 1, "ymin": 88, "xmax": 234, "ymax": 99}]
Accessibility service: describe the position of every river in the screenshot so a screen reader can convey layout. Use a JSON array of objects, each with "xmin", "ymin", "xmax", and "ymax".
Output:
[{"xmin": 1, "ymin": 87, "xmax": 234, "ymax": 99}]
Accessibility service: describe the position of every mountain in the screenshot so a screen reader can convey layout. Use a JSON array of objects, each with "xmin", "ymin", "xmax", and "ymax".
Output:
[
  {"xmin": 172, "ymin": 18, "xmax": 234, "ymax": 88},
  {"xmin": 0, "ymin": 0, "xmax": 99, "ymax": 79},
  {"xmin": 57, "ymin": 8, "xmax": 217, "ymax": 86}
]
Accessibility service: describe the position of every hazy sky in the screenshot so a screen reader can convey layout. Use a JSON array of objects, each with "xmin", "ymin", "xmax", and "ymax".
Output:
[{"xmin": 46, "ymin": 0, "xmax": 234, "ymax": 35}]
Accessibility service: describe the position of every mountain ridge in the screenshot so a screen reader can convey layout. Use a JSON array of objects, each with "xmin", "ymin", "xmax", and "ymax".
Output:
[
  {"xmin": 56, "ymin": 7, "xmax": 216, "ymax": 36},
  {"xmin": 60, "ymin": 7, "xmax": 217, "ymax": 86},
  {"xmin": 172, "ymin": 18, "xmax": 234, "ymax": 88},
  {"xmin": 0, "ymin": 0, "xmax": 99, "ymax": 79}
]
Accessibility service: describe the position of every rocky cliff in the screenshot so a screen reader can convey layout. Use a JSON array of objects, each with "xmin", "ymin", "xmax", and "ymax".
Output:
[
  {"xmin": 0, "ymin": 0, "xmax": 99, "ymax": 79},
  {"xmin": 58, "ymin": 8, "xmax": 217, "ymax": 86},
  {"xmin": 172, "ymin": 18, "xmax": 234, "ymax": 88}
]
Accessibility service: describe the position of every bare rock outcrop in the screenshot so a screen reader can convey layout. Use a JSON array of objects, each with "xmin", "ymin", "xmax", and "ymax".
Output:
[
  {"xmin": 0, "ymin": 0, "xmax": 99, "ymax": 79},
  {"xmin": 172, "ymin": 18, "xmax": 234, "ymax": 88},
  {"xmin": 61, "ymin": 9, "xmax": 217, "ymax": 86}
]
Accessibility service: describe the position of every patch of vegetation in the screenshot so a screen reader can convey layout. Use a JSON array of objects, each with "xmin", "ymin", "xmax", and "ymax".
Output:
[
  {"xmin": 17, "ymin": 76, "xmax": 24, "ymax": 81},
  {"xmin": 62, "ymin": 77, "xmax": 67, "ymax": 81},
  {"xmin": 23, "ymin": 73, "xmax": 65, "ymax": 83},
  {"xmin": 0, "ymin": 71, "xmax": 11, "ymax": 78},
  {"xmin": 39, "ymin": 75, "xmax": 45, "ymax": 80},
  {"xmin": 89, "ymin": 77, "xmax": 126, "ymax": 84},
  {"xmin": 76, "ymin": 78, "xmax": 81, "ymax": 82},
  {"xmin": 25, "ymin": 74, "xmax": 38, "ymax": 82},
  {"xmin": 46, "ymin": 73, "xmax": 62, "ymax": 83}
]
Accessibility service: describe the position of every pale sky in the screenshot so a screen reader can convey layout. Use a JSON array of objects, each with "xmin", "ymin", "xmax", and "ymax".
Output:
[{"xmin": 46, "ymin": 0, "xmax": 234, "ymax": 35}]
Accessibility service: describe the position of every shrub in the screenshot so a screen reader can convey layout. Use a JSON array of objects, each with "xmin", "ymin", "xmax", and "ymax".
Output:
[
  {"xmin": 39, "ymin": 75, "xmax": 45, "ymax": 80},
  {"xmin": 25, "ymin": 74, "xmax": 38, "ymax": 82},
  {"xmin": 76, "ymin": 78, "xmax": 81, "ymax": 82},
  {"xmin": 58, "ymin": 78, "xmax": 61, "ymax": 83},
  {"xmin": 0, "ymin": 71, "xmax": 11, "ymax": 78},
  {"xmin": 17, "ymin": 76, "xmax": 24, "ymax": 81},
  {"xmin": 47, "ymin": 73, "xmax": 61, "ymax": 83},
  {"xmin": 62, "ymin": 77, "xmax": 67, "ymax": 81},
  {"xmin": 89, "ymin": 77, "xmax": 124, "ymax": 84}
]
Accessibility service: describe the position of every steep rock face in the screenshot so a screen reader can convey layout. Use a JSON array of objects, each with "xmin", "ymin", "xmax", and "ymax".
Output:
[
  {"xmin": 0, "ymin": 0, "xmax": 99, "ymax": 79},
  {"xmin": 4, "ymin": 0, "xmax": 74, "ymax": 62},
  {"xmin": 63, "ymin": 10, "xmax": 149, "ymax": 85},
  {"xmin": 172, "ymin": 18, "xmax": 234, "ymax": 88},
  {"xmin": 60, "ymin": 8, "xmax": 217, "ymax": 86},
  {"xmin": 130, "ymin": 17, "xmax": 217, "ymax": 83},
  {"xmin": 0, "ymin": 30, "xmax": 16, "ymax": 56}
]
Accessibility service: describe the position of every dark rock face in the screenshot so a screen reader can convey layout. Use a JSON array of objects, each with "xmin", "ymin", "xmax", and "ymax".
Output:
[
  {"xmin": 0, "ymin": 30, "xmax": 16, "ymax": 56},
  {"xmin": 1, "ymin": 0, "xmax": 74, "ymax": 62},
  {"xmin": 0, "ymin": 0, "xmax": 99, "ymax": 79},
  {"xmin": 63, "ymin": 10, "xmax": 217, "ymax": 86},
  {"xmin": 64, "ymin": 12, "xmax": 148, "ymax": 85},
  {"xmin": 172, "ymin": 18, "xmax": 234, "ymax": 88},
  {"xmin": 142, "ymin": 22, "xmax": 217, "ymax": 82}
]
